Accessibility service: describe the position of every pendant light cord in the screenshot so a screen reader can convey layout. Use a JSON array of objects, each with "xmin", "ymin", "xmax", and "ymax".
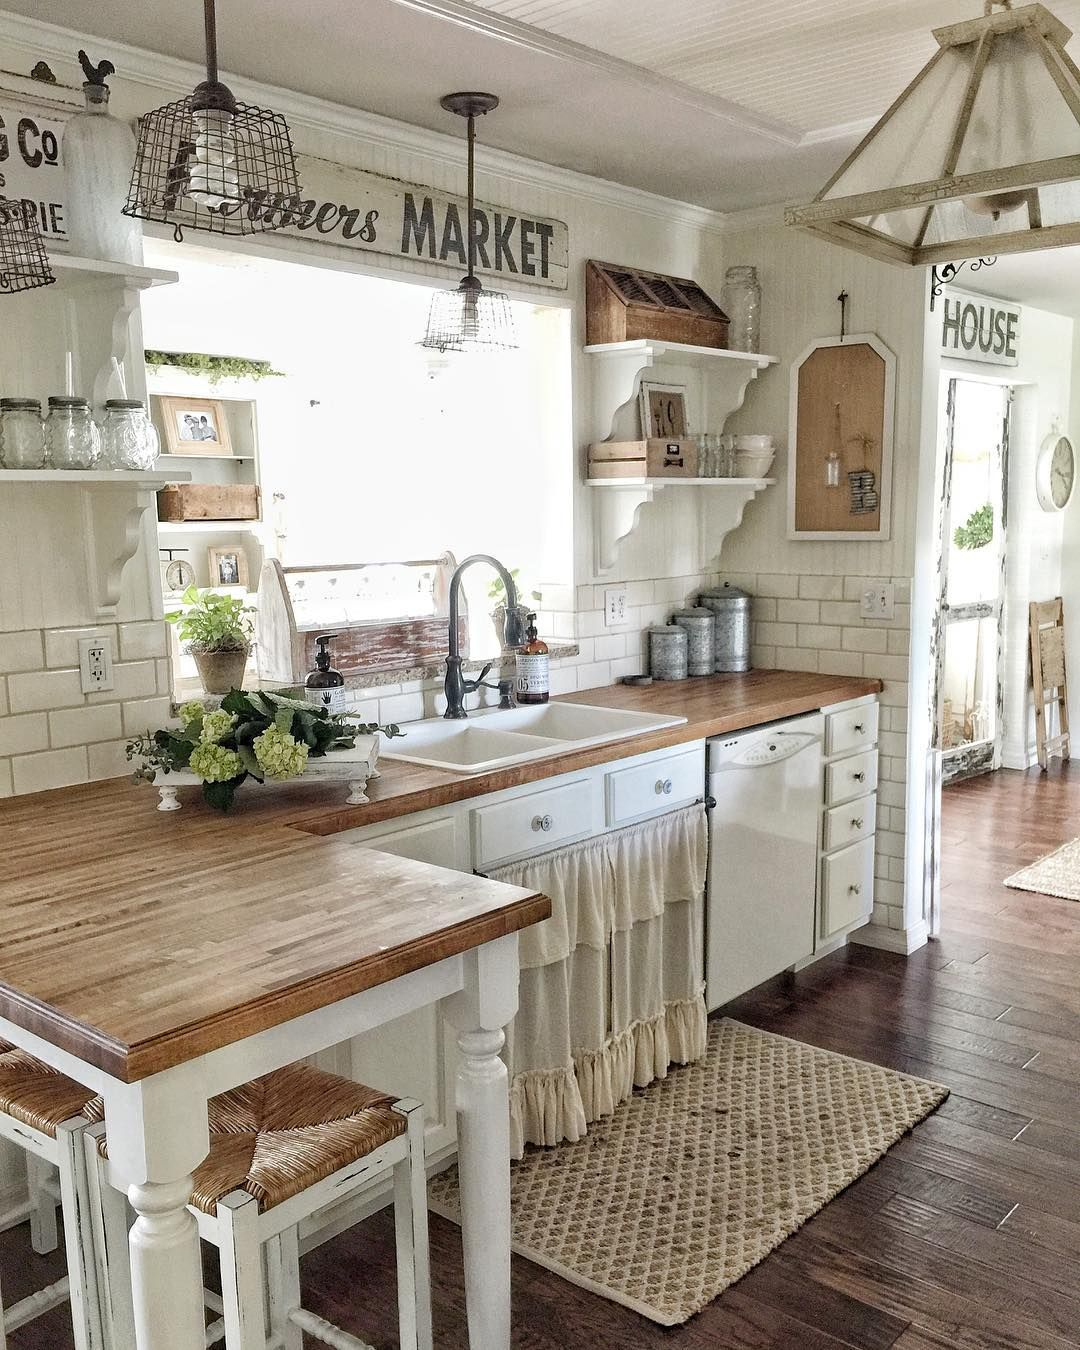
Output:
[
  {"xmin": 466, "ymin": 111, "xmax": 476, "ymax": 282},
  {"xmin": 204, "ymin": 0, "xmax": 219, "ymax": 85}
]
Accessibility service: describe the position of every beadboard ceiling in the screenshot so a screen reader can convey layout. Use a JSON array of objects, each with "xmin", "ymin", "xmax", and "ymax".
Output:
[{"xmin": 7, "ymin": 0, "xmax": 1080, "ymax": 211}]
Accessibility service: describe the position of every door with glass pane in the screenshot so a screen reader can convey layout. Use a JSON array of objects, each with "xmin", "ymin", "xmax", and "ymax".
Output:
[{"xmin": 938, "ymin": 378, "xmax": 1010, "ymax": 785}]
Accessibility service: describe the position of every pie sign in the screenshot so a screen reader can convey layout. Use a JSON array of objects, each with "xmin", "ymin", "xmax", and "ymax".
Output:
[{"xmin": 940, "ymin": 288, "xmax": 1021, "ymax": 368}]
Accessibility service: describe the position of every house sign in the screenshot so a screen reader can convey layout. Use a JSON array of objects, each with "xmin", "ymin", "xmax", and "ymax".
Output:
[{"xmin": 940, "ymin": 288, "xmax": 1021, "ymax": 367}]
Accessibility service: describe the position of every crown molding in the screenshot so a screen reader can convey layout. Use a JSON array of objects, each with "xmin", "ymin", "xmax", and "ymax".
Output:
[{"xmin": 0, "ymin": 10, "xmax": 731, "ymax": 234}]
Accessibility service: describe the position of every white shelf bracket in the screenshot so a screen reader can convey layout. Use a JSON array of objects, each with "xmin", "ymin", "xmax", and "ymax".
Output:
[
  {"xmin": 82, "ymin": 484, "xmax": 161, "ymax": 618},
  {"xmin": 592, "ymin": 482, "xmax": 658, "ymax": 575}
]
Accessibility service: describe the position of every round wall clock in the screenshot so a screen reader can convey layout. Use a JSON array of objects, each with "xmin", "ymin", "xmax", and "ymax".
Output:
[{"xmin": 1036, "ymin": 433, "xmax": 1075, "ymax": 512}]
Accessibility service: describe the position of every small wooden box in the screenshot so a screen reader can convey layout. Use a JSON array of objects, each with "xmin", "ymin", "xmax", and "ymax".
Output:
[
  {"xmin": 588, "ymin": 438, "xmax": 698, "ymax": 479},
  {"xmin": 586, "ymin": 260, "xmax": 729, "ymax": 348},
  {"xmin": 157, "ymin": 483, "xmax": 261, "ymax": 522}
]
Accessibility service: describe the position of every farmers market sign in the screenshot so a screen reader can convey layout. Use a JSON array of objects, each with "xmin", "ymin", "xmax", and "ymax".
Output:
[
  {"xmin": 251, "ymin": 155, "xmax": 569, "ymax": 290},
  {"xmin": 940, "ymin": 288, "xmax": 1021, "ymax": 367}
]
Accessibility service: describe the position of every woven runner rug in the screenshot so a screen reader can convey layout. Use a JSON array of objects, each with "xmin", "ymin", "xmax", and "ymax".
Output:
[
  {"xmin": 1005, "ymin": 837, "xmax": 1080, "ymax": 901},
  {"xmin": 429, "ymin": 1018, "xmax": 948, "ymax": 1326}
]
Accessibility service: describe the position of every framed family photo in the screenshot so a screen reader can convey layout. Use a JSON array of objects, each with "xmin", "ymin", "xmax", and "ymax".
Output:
[
  {"xmin": 208, "ymin": 546, "xmax": 249, "ymax": 589},
  {"xmin": 160, "ymin": 396, "xmax": 233, "ymax": 456}
]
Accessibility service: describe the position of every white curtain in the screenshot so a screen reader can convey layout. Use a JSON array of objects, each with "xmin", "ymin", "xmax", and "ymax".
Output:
[{"xmin": 490, "ymin": 803, "xmax": 707, "ymax": 1157}]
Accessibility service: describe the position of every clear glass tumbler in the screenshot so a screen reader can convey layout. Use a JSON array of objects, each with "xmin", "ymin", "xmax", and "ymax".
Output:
[{"xmin": 0, "ymin": 398, "xmax": 46, "ymax": 468}]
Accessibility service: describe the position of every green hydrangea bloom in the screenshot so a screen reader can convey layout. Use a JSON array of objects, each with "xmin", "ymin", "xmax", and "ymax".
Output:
[
  {"xmin": 189, "ymin": 741, "xmax": 244, "ymax": 783},
  {"xmin": 253, "ymin": 725, "xmax": 309, "ymax": 781},
  {"xmin": 200, "ymin": 709, "xmax": 237, "ymax": 743},
  {"xmin": 179, "ymin": 700, "xmax": 206, "ymax": 727}
]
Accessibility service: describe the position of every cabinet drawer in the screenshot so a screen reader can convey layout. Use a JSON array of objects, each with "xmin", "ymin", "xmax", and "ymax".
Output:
[
  {"xmin": 825, "ymin": 748, "xmax": 877, "ymax": 805},
  {"xmin": 826, "ymin": 701, "xmax": 878, "ymax": 757},
  {"xmin": 606, "ymin": 746, "xmax": 702, "ymax": 826},
  {"xmin": 821, "ymin": 837, "xmax": 874, "ymax": 938},
  {"xmin": 473, "ymin": 778, "xmax": 593, "ymax": 866},
  {"xmin": 823, "ymin": 792, "xmax": 877, "ymax": 853}
]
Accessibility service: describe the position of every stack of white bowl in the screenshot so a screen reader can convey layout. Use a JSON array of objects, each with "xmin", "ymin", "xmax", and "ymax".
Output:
[{"xmin": 732, "ymin": 434, "xmax": 775, "ymax": 478}]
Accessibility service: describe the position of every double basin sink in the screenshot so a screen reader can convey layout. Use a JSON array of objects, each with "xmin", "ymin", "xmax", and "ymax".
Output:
[{"xmin": 380, "ymin": 701, "xmax": 687, "ymax": 774}]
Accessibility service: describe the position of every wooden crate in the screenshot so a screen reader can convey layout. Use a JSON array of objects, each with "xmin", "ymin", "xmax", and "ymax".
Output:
[
  {"xmin": 588, "ymin": 438, "xmax": 698, "ymax": 479},
  {"xmin": 586, "ymin": 260, "xmax": 729, "ymax": 348},
  {"xmin": 157, "ymin": 483, "xmax": 261, "ymax": 522}
]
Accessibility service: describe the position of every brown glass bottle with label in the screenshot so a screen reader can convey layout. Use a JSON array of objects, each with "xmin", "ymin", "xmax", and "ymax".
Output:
[
  {"xmin": 515, "ymin": 612, "xmax": 549, "ymax": 704},
  {"xmin": 305, "ymin": 633, "xmax": 345, "ymax": 714}
]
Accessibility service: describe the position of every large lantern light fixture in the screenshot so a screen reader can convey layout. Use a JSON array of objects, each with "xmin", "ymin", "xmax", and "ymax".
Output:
[
  {"xmin": 422, "ymin": 93, "xmax": 517, "ymax": 353},
  {"xmin": 123, "ymin": 0, "xmax": 301, "ymax": 239},
  {"xmin": 786, "ymin": 2, "xmax": 1080, "ymax": 272}
]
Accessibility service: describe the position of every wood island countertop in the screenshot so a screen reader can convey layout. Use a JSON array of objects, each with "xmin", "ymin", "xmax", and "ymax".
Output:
[{"xmin": 0, "ymin": 669, "xmax": 878, "ymax": 1079}]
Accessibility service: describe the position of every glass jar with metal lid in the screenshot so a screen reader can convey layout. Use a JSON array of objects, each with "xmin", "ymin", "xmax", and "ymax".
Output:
[
  {"xmin": 648, "ymin": 624, "xmax": 688, "ymax": 681},
  {"xmin": 671, "ymin": 606, "xmax": 716, "ymax": 676},
  {"xmin": 101, "ymin": 399, "xmax": 159, "ymax": 469},
  {"xmin": 45, "ymin": 396, "xmax": 100, "ymax": 470},
  {"xmin": 699, "ymin": 582, "xmax": 752, "ymax": 672},
  {"xmin": 0, "ymin": 398, "xmax": 45, "ymax": 468}
]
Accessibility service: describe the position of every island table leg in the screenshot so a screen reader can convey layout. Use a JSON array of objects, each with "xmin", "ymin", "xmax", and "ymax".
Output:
[{"xmin": 443, "ymin": 934, "xmax": 520, "ymax": 1350}]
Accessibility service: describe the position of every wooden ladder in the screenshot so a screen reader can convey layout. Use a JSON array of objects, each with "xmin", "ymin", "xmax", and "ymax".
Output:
[{"xmin": 1029, "ymin": 598, "xmax": 1071, "ymax": 770}]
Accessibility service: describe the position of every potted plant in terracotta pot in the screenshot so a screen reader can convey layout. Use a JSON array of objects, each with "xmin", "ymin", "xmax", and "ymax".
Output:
[{"xmin": 166, "ymin": 585, "xmax": 254, "ymax": 694}]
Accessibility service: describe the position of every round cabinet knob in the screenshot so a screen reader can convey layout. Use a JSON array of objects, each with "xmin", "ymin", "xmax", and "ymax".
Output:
[
  {"xmin": 851, "ymin": 817, "xmax": 864, "ymax": 830},
  {"xmin": 532, "ymin": 814, "xmax": 554, "ymax": 832},
  {"xmin": 853, "ymin": 771, "xmax": 866, "ymax": 782},
  {"xmin": 854, "ymin": 723, "xmax": 866, "ymax": 734},
  {"xmin": 848, "ymin": 882, "xmax": 862, "ymax": 895},
  {"xmin": 655, "ymin": 778, "xmax": 674, "ymax": 795}
]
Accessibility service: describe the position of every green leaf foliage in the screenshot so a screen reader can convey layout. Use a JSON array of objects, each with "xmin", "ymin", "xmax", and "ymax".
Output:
[
  {"xmin": 144, "ymin": 350, "xmax": 284, "ymax": 383},
  {"xmin": 166, "ymin": 587, "xmax": 254, "ymax": 652},
  {"xmin": 953, "ymin": 502, "xmax": 993, "ymax": 551}
]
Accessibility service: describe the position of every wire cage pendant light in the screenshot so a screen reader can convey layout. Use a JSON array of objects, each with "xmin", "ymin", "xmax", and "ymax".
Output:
[
  {"xmin": 422, "ymin": 93, "xmax": 517, "ymax": 353},
  {"xmin": 0, "ymin": 197, "xmax": 56, "ymax": 295},
  {"xmin": 124, "ymin": 0, "xmax": 301, "ymax": 239}
]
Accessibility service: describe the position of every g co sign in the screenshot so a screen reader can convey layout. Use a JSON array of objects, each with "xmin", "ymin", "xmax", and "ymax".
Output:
[
  {"xmin": 940, "ymin": 288, "xmax": 1021, "ymax": 368},
  {"xmin": 0, "ymin": 95, "xmax": 69, "ymax": 242}
]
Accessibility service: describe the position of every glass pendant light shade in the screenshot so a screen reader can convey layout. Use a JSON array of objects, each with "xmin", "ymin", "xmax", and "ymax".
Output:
[
  {"xmin": 124, "ymin": 0, "xmax": 301, "ymax": 238},
  {"xmin": 787, "ymin": 2, "xmax": 1080, "ymax": 266},
  {"xmin": 423, "ymin": 275, "xmax": 517, "ymax": 352},
  {"xmin": 0, "ymin": 197, "xmax": 56, "ymax": 295},
  {"xmin": 420, "ymin": 91, "xmax": 518, "ymax": 352}
]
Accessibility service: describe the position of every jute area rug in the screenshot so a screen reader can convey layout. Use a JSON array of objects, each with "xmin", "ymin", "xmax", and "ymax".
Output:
[
  {"xmin": 429, "ymin": 1018, "xmax": 948, "ymax": 1326},
  {"xmin": 1005, "ymin": 837, "xmax": 1080, "ymax": 901}
]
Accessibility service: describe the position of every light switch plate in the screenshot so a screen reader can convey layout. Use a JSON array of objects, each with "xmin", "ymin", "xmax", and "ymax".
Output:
[
  {"xmin": 78, "ymin": 634, "xmax": 114, "ymax": 693},
  {"xmin": 860, "ymin": 583, "xmax": 895, "ymax": 621},
  {"xmin": 605, "ymin": 588, "xmax": 628, "ymax": 626}
]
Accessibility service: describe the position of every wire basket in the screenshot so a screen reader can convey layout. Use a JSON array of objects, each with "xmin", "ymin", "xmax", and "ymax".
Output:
[
  {"xmin": 0, "ymin": 198, "xmax": 56, "ymax": 295},
  {"xmin": 422, "ymin": 277, "xmax": 517, "ymax": 353},
  {"xmin": 124, "ymin": 94, "xmax": 301, "ymax": 239}
]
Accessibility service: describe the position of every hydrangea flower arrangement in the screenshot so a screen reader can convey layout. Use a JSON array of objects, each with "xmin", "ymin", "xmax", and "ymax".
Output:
[{"xmin": 127, "ymin": 688, "xmax": 402, "ymax": 812}]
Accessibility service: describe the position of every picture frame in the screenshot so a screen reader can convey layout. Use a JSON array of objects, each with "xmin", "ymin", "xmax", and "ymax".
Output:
[
  {"xmin": 208, "ymin": 546, "xmax": 249, "ymax": 590},
  {"xmin": 159, "ymin": 396, "xmax": 233, "ymax": 457},
  {"xmin": 787, "ymin": 333, "xmax": 896, "ymax": 541},
  {"xmin": 639, "ymin": 382, "xmax": 688, "ymax": 439}
]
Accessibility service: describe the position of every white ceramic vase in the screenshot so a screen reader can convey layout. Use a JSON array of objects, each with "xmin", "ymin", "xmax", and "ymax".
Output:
[{"xmin": 62, "ymin": 78, "xmax": 143, "ymax": 266}]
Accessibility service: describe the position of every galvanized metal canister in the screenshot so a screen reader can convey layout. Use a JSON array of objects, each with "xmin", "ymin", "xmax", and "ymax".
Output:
[
  {"xmin": 647, "ymin": 624, "xmax": 688, "ymax": 681},
  {"xmin": 671, "ymin": 607, "xmax": 716, "ymax": 677},
  {"xmin": 699, "ymin": 583, "xmax": 752, "ymax": 672}
]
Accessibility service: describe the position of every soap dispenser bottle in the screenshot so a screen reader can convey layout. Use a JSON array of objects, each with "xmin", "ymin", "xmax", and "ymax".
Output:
[
  {"xmin": 515, "ymin": 613, "xmax": 549, "ymax": 705},
  {"xmin": 305, "ymin": 633, "xmax": 345, "ymax": 714}
]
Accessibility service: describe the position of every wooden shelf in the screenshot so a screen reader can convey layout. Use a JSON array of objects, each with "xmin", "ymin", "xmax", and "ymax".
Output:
[
  {"xmin": 50, "ymin": 254, "xmax": 179, "ymax": 291},
  {"xmin": 589, "ymin": 476, "xmax": 774, "ymax": 575},
  {"xmin": 584, "ymin": 339, "xmax": 777, "ymax": 366},
  {"xmin": 157, "ymin": 453, "xmax": 256, "ymax": 463},
  {"xmin": 157, "ymin": 519, "xmax": 261, "ymax": 533},
  {"xmin": 0, "ymin": 469, "xmax": 183, "ymax": 485}
]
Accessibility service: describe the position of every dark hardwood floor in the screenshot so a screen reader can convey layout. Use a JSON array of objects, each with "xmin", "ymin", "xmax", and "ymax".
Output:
[{"xmin": 7, "ymin": 764, "xmax": 1080, "ymax": 1348}]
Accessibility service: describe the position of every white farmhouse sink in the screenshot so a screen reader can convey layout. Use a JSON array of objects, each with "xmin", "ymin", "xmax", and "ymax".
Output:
[{"xmin": 381, "ymin": 701, "xmax": 687, "ymax": 774}]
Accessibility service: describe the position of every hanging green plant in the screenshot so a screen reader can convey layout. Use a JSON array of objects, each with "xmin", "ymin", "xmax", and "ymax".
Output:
[
  {"xmin": 953, "ymin": 502, "xmax": 993, "ymax": 551},
  {"xmin": 144, "ymin": 350, "xmax": 284, "ymax": 383}
]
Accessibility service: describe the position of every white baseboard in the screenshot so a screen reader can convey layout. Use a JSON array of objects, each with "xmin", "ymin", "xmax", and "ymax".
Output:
[{"xmin": 850, "ymin": 918, "xmax": 929, "ymax": 956}]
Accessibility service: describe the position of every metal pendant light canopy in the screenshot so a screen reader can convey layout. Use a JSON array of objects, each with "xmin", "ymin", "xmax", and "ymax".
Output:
[
  {"xmin": 786, "ymin": 1, "xmax": 1080, "ymax": 267},
  {"xmin": 0, "ymin": 197, "xmax": 55, "ymax": 295},
  {"xmin": 422, "ymin": 93, "xmax": 517, "ymax": 352},
  {"xmin": 124, "ymin": 0, "xmax": 301, "ymax": 239}
]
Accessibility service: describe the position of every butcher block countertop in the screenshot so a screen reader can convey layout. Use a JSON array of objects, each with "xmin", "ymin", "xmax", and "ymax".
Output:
[{"xmin": 0, "ymin": 669, "xmax": 877, "ymax": 1078}]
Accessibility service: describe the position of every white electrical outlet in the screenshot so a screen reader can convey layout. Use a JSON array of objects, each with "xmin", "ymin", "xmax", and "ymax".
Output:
[
  {"xmin": 605, "ymin": 588, "xmax": 628, "ymax": 626},
  {"xmin": 78, "ymin": 635, "xmax": 114, "ymax": 693},
  {"xmin": 860, "ymin": 583, "xmax": 895, "ymax": 621}
]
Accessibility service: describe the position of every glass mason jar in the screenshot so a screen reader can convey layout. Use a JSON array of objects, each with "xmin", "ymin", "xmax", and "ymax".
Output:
[
  {"xmin": 0, "ymin": 398, "xmax": 46, "ymax": 468},
  {"xmin": 100, "ymin": 399, "xmax": 159, "ymax": 469},
  {"xmin": 724, "ymin": 265, "xmax": 762, "ymax": 354},
  {"xmin": 45, "ymin": 397, "xmax": 101, "ymax": 469}
]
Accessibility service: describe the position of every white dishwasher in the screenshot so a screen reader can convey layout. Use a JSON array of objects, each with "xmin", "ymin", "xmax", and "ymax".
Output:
[{"xmin": 706, "ymin": 712, "xmax": 824, "ymax": 1010}]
